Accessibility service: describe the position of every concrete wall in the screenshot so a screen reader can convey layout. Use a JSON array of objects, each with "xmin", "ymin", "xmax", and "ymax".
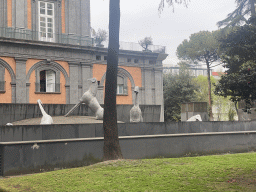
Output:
[
  {"xmin": 1, "ymin": 121, "xmax": 256, "ymax": 142},
  {"xmin": 1, "ymin": 131, "xmax": 256, "ymax": 176},
  {"xmin": 0, "ymin": 104, "xmax": 161, "ymax": 125}
]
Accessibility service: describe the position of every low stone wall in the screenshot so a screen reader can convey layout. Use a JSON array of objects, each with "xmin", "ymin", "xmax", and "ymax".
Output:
[
  {"xmin": 1, "ymin": 131, "xmax": 256, "ymax": 176},
  {"xmin": 0, "ymin": 104, "xmax": 161, "ymax": 125},
  {"xmin": 0, "ymin": 103, "xmax": 89, "ymax": 126},
  {"xmin": 1, "ymin": 121, "xmax": 256, "ymax": 142}
]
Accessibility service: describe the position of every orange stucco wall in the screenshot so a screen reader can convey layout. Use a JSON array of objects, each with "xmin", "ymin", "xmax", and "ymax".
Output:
[
  {"xmin": 27, "ymin": 59, "xmax": 69, "ymax": 104},
  {"xmin": 0, "ymin": 57, "xmax": 16, "ymax": 103},
  {"xmin": 61, "ymin": 0, "xmax": 65, "ymax": 33},
  {"xmin": 7, "ymin": 0, "xmax": 12, "ymax": 27},
  {"xmin": 0, "ymin": 68, "xmax": 12, "ymax": 103},
  {"xmin": 0, "ymin": 57, "xmax": 16, "ymax": 74},
  {"xmin": 27, "ymin": 0, "xmax": 32, "ymax": 29},
  {"xmin": 93, "ymin": 64, "xmax": 142, "ymax": 105}
]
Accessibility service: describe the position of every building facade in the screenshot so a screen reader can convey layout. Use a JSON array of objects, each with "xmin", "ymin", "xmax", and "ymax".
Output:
[{"xmin": 0, "ymin": 0, "xmax": 167, "ymax": 120}]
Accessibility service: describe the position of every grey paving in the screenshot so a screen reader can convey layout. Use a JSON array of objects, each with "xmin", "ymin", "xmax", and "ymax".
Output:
[{"xmin": 11, "ymin": 116, "xmax": 104, "ymax": 125}]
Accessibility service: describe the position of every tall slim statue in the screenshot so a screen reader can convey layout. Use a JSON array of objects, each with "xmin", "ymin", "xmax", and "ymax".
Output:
[
  {"xmin": 37, "ymin": 99, "xmax": 53, "ymax": 125},
  {"xmin": 130, "ymin": 86, "xmax": 143, "ymax": 122},
  {"xmin": 65, "ymin": 78, "xmax": 104, "ymax": 120}
]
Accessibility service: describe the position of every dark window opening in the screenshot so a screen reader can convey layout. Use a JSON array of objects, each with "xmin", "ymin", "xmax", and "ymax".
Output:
[
  {"xmin": 104, "ymin": 56, "xmax": 107, "ymax": 61},
  {"xmin": 40, "ymin": 70, "xmax": 46, "ymax": 92},
  {"xmin": 127, "ymin": 58, "xmax": 131, "ymax": 62},
  {"xmin": 38, "ymin": 70, "xmax": 57, "ymax": 92},
  {"xmin": 134, "ymin": 59, "xmax": 139, "ymax": 63},
  {"xmin": 96, "ymin": 55, "xmax": 101, "ymax": 60},
  {"xmin": 0, "ymin": 81, "xmax": 5, "ymax": 91},
  {"xmin": 149, "ymin": 60, "xmax": 155, "ymax": 64}
]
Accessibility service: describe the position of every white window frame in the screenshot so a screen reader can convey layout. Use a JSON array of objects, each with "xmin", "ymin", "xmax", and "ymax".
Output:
[
  {"xmin": 38, "ymin": 1, "xmax": 55, "ymax": 42},
  {"xmin": 39, "ymin": 70, "xmax": 56, "ymax": 93},
  {"xmin": 117, "ymin": 84, "xmax": 124, "ymax": 95},
  {"xmin": 46, "ymin": 70, "xmax": 56, "ymax": 92}
]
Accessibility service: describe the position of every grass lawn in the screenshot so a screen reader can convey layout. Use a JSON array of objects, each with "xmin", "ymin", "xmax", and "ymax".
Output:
[{"xmin": 0, "ymin": 152, "xmax": 255, "ymax": 191}]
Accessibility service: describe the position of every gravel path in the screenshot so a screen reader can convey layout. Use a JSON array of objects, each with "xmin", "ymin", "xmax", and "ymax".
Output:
[{"xmin": 11, "ymin": 116, "xmax": 104, "ymax": 125}]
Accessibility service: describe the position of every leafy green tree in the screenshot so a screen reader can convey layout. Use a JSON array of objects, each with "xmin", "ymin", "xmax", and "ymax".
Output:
[
  {"xmin": 164, "ymin": 62, "xmax": 197, "ymax": 122},
  {"xmin": 103, "ymin": 0, "xmax": 123, "ymax": 160},
  {"xmin": 94, "ymin": 28, "xmax": 108, "ymax": 47},
  {"xmin": 217, "ymin": 0, "xmax": 256, "ymax": 27},
  {"xmin": 194, "ymin": 75, "xmax": 235, "ymax": 121},
  {"xmin": 215, "ymin": 21, "xmax": 256, "ymax": 112},
  {"xmin": 193, "ymin": 75, "xmax": 216, "ymax": 102},
  {"xmin": 217, "ymin": 21, "xmax": 256, "ymax": 73},
  {"xmin": 215, "ymin": 61, "xmax": 256, "ymax": 112},
  {"xmin": 138, "ymin": 37, "xmax": 153, "ymax": 51},
  {"xmin": 176, "ymin": 31, "xmax": 220, "ymax": 120}
]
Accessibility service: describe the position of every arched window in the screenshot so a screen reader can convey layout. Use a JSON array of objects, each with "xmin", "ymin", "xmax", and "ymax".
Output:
[
  {"xmin": 117, "ymin": 76, "xmax": 128, "ymax": 95},
  {"xmin": 100, "ymin": 68, "xmax": 135, "ymax": 96}
]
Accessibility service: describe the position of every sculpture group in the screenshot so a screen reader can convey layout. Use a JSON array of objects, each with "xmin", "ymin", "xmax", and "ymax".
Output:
[{"xmin": 36, "ymin": 78, "xmax": 143, "ymax": 124}]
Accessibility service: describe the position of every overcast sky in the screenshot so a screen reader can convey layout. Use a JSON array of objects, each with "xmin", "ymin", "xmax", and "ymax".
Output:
[{"xmin": 91, "ymin": 0, "xmax": 237, "ymax": 66}]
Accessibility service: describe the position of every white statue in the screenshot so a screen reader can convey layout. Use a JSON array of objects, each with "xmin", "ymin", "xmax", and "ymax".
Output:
[
  {"xmin": 187, "ymin": 114, "xmax": 202, "ymax": 122},
  {"xmin": 130, "ymin": 86, "xmax": 143, "ymax": 122},
  {"xmin": 65, "ymin": 78, "xmax": 104, "ymax": 120},
  {"xmin": 37, "ymin": 99, "xmax": 53, "ymax": 125}
]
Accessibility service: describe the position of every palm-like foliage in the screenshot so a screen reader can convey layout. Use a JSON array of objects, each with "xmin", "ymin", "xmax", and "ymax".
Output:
[
  {"xmin": 158, "ymin": 0, "xmax": 190, "ymax": 13},
  {"xmin": 217, "ymin": 0, "xmax": 256, "ymax": 28}
]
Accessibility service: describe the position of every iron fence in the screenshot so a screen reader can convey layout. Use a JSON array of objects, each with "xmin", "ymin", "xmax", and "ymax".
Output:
[
  {"xmin": 0, "ymin": 27, "xmax": 166, "ymax": 53},
  {"xmin": 0, "ymin": 27, "xmax": 94, "ymax": 47},
  {"xmin": 103, "ymin": 41, "xmax": 166, "ymax": 53}
]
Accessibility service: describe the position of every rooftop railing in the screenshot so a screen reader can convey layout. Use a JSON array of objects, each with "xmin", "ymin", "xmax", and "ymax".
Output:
[
  {"xmin": 103, "ymin": 41, "xmax": 166, "ymax": 53},
  {"xmin": 0, "ymin": 27, "xmax": 166, "ymax": 53},
  {"xmin": 0, "ymin": 27, "xmax": 94, "ymax": 47}
]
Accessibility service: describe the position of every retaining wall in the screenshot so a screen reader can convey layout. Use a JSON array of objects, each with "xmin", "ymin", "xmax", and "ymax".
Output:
[
  {"xmin": 0, "ymin": 104, "xmax": 161, "ymax": 125},
  {"xmin": 1, "ymin": 121, "xmax": 256, "ymax": 142},
  {"xmin": 1, "ymin": 131, "xmax": 256, "ymax": 176}
]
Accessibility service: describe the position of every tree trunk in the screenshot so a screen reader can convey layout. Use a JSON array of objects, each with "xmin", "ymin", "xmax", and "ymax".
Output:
[
  {"xmin": 206, "ymin": 59, "xmax": 214, "ymax": 121},
  {"xmin": 103, "ymin": 0, "xmax": 123, "ymax": 160},
  {"xmin": 250, "ymin": 0, "xmax": 256, "ymax": 17}
]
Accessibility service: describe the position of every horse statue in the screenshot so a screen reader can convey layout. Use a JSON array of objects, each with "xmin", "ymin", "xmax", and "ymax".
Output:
[{"xmin": 65, "ymin": 78, "xmax": 104, "ymax": 120}]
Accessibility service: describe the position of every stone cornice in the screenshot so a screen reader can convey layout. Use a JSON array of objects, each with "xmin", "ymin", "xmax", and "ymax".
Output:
[
  {"xmin": 14, "ymin": 57, "xmax": 28, "ymax": 61},
  {"xmin": 0, "ymin": 38, "xmax": 165, "ymax": 61}
]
